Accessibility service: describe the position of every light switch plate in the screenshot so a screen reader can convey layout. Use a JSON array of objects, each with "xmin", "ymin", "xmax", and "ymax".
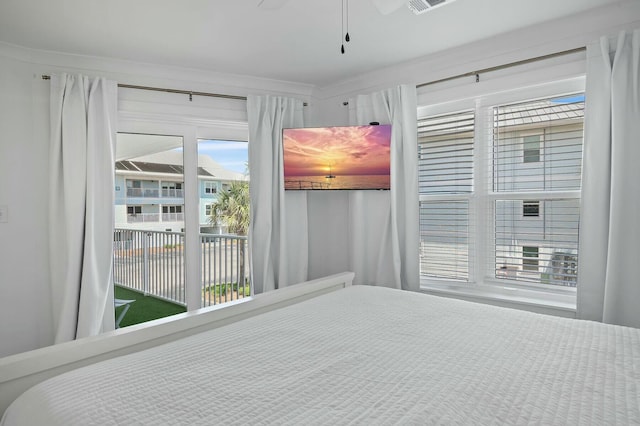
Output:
[{"xmin": 0, "ymin": 205, "xmax": 7, "ymax": 223}]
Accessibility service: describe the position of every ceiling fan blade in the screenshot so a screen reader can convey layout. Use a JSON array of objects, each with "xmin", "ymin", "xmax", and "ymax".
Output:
[
  {"xmin": 257, "ymin": 0, "xmax": 290, "ymax": 10},
  {"xmin": 371, "ymin": 0, "xmax": 407, "ymax": 15}
]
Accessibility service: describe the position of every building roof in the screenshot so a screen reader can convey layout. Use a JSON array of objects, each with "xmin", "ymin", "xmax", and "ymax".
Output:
[{"xmin": 116, "ymin": 150, "xmax": 246, "ymax": 181}]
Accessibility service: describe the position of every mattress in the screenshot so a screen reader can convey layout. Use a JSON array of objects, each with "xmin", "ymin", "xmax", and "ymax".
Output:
[{"xmin": 2, "ymin": 285, "xmax": 640, "ymax": 425}]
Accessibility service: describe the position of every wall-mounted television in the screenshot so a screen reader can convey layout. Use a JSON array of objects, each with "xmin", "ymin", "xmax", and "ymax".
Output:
[{"xmin": 283, "ymin": 124, "xmax": 392, "ymax": 190}]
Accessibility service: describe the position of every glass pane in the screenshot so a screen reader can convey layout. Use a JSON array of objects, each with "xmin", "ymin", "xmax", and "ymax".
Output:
[
  {"xmin": 418, "ymin": 110, "xmax": 474, "ymax": 195},
  {"xmin": 198, "ymin": 139, "xmax": 251, "ymax": 308},
  {"xmin": 494, "ymin": 199, "xmax": 579, "ymax": 287},
  {"xmin": 420, "ymin": 200, "xmax": 469, "ymax": 281},
  {"xmin": 113, "ymin": 133, "xmax": 187, "ymax": 327},
  {"xmin": 493, "ymin": 94, "xmax": 584, "ymax": 192}
]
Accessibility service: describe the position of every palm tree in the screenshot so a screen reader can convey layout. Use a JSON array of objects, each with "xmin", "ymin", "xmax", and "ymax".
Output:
[
  {"xmin": 208, "ymin": 180, "xmax": 250, "ymax": 290},
  {"xmin": 209, "ymin": 180, "xmax": 249, "ymax": 235}
]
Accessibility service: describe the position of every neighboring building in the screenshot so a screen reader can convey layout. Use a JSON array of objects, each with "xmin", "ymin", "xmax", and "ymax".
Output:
[
  {"xmin": 492, "ymin": 98, "xmax": 582, "ymax": 287},
  {"xmin": 114, "ymin": 150, "xmax": 247, "ymax": 233}
]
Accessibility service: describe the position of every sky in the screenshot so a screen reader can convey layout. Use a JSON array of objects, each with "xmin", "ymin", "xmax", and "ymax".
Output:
[
  {"xmin": 283, "ymin": 125, "xmax": 391, "ymax": 177},
  {"xmin": 198, "ymin": 140, "xmax": 248, "ymax": 174}
]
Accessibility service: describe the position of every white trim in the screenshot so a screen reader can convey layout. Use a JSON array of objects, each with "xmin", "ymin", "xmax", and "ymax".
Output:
[
  {"xmin": 420, "ymin": 283, "xmax": 576, "ymax": 317},
  {"xmin": 119, "ymin": 111, "xmax": 248, "ymax": 132}
]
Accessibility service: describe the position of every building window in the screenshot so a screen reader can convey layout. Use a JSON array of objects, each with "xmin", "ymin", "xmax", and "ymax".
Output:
[
  {"xmin": 162, "ymin": 205, "xmax": 183, "ymax": 213},
  {"xmin": 161, "ymin": 182, "xmax": 183, "ymax": 198},
  {"xmin": 419, "ymin": 91, "xmax": 584, "ymax": 290},
  {"xmin": 522, "ymin": 246, "xmax": 539, "ymax": 271},
  {"xmin": 523, "ymin": 201, "xmax": 540, "ymax": 217},
  {"xmin": 522, "ymin": 135, "xmax": 541, "ymax": 163},
  {"xmin": 205, "ymin": 204, "xmax": 213, "ymax": 216},
  {"xmin": 127, "ymin": 206, "xmax": 142, "ymax": 215},
  {"xmin": 204, "ymin": 182, "xmax": 217, "ymax": 194}
]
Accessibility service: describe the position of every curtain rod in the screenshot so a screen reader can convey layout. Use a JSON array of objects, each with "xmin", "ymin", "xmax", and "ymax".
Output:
[
  {"xmin": 340, "ymin": 46, "xmax": 586, "ymax": 105},
  {"xmin": 416, "ymin": 46, "xmax": 586, "ymax": 88},
  {"xmin": 40, "ymin": 75, "xmax": 308, "ymax": 106}
]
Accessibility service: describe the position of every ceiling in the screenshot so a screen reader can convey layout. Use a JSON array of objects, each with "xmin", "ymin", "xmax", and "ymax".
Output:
[{"xmin": 0, "ymin": 0, "xmax": 626, "ymax": 87}]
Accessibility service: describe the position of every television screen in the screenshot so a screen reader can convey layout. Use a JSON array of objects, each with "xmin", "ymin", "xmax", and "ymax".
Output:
[{"xmin": 283, "ymin": 124, "xmax": 392, "ymax": 190}]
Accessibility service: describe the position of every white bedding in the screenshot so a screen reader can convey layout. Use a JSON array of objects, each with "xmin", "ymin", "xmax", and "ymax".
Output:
[{"xmin": 2, "ymin": 285, "xmax": 640, "ymax": 425}]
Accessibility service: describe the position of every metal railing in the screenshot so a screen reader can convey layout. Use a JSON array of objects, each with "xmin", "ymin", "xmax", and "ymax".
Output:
[
  {"xmin": 200, "ymin": 234, "xmax": 250, "ymax": 307},
  {"xmin": 113, "ymin": 229, "xmax": 186, "ymax": 305},
  {"xmin": 127, "ymin": 188, "xmax": 160, "ymax": 198},
  {"xmin": 127, "ymin": 213, "xmax": 161, "ymax": 223},
  {"xmin": 161, "ymin": 212, "xmax": 184, "ymax": 222},
  {"xmin": 126, "ymin": 188, "xmax": 184, "ymax": 198},
  {"xmin": 113, "ymin": 229, "xmax": 250, "ymax": 308},
  {"xmin": 161, "ymin": 188, "xmax": 184, "ymax": 198}
]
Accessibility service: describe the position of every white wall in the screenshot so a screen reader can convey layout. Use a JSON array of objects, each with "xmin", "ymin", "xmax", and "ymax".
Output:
[{"xmin": 0, "ymin": 52, "xmax": 53, "ymax": 357}]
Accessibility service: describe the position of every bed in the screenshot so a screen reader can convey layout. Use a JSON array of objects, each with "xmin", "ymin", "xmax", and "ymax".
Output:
[{"xmin": 1, "ymin": 272, "xmax": 640, "ymax": 425}]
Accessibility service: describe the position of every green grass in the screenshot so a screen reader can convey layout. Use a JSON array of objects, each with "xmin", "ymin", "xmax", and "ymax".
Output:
[
  {"xmin": 114, "ymin": 285, "xmax": 186, "ymax": 328},
  {"xmin": 203, "ymin": 282, "xmax": 251, "ymax": 296}
]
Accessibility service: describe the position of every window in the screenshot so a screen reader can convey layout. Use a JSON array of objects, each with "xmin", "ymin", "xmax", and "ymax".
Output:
[
  {"xmin": 419, "ymin": 91, "xmax": 584, "ymax": 292},
  {"xmin": 198, "ymin": 139, "xmax": 250, "ymax": 308},
  {"xmin": 522, "ymin": 246, "xmax": 539, "ymax": 271},
  {"xmin": 127, "ymin": 205, "xmax": 142, "ymax": 215},
  {"xmin": 523, "ymin": 201, "xmax": 540, "ymax": 217},
  {"xmin": 522, "ymin": 135, "xmax": 541, "ymax": 163},
  {"xmin": 161, "ymin": 182, "xmax": 183, "ymax": 198},
  {"xmin": 418, "ymin": 110, "xmax": 474, "ymax": 281},
  {"xmin": 162, "ymin": 205, "xmax": 182, "ymax": 213},
  {"xmin": 493, "ymin": 95, "xmax": 583, "ymax": 287},
  {"xmin": 204, "ymin": 181, "xmax": 217, "ymax": 194}
]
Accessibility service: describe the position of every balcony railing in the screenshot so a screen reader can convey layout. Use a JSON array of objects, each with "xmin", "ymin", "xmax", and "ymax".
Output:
[
  {"xmin": 126, "ymin": 188, "xmax": 184, "ymax": 198},
  {"xmin": 161, "ymin": 188, "xmax": 184, "ymax": 198},
  {"xmin": 161, "ymin": 212, "xmax": 184, "ymax": 222},
  {"xmin": 200, "ymin": 234, "xmax": 250, "ymax": 307},
  {"xmin": 113, "ymin": 229, "xmax": 250, "ymax": 307},
  {"xmin": 127, "ymin": 188, "xmax": 160, "ymax": 198},
  {"xmin": 127, "ymin": 213, "xmax": 161, "ymax": 223}
]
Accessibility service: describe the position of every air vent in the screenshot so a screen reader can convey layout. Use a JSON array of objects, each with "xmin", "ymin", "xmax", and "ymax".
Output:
[{"xmin": 407, "ymin": 0, "xmax": 454, "ymax": 15}]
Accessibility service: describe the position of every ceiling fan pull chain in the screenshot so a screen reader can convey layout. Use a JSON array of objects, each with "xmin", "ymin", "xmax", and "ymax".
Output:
[
  {"xmin": 341, "ymin": 0, "xmax": 345, "ymax": 54},
  {"xmin": 345, "ymin": 0, "xmax": 350, "ymax": 42}
]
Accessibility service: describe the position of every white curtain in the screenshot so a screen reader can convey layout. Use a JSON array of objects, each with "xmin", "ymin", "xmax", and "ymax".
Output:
[
  {"xmin": 348, "ymin": 84, "xmax": 419, "ymax": 291},
  {"xmin": 577, "ymin": 29, "xmax": 640, "ymax": 328},
  {"xmin": 247, "ymin": 95, "xmax": 307, "ymax": 294},
  {"xmin": 49, "ymin": 73, "xmax": 118, "ymax": 343}
]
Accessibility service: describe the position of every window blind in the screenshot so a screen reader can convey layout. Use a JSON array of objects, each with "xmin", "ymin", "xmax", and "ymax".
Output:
[
  {"xmin": 418, "ymin": 111, "xmax": 474, "ymax": 194},
  {"xmin": 494, "ymin": 199, "xmax": 580, "ymax": 286},
  {"xmin": 493, "ymin": 95, "xmax": 584, "ymax": 192},
  {"xmin": 420, "ymin": 200, "xmax": 470, "ymax": 281},
  {"xmin": 418, "ymin": 110, "xmax": 474, "ymax": 281},
  {"xmin": 491, "ymin": 94, "xmax": 584, "ymax": 287}
]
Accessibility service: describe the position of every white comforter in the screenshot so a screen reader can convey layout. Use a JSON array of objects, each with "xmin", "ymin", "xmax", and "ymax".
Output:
[{"xmin": 3, "ymin": 286, "xmax": 640, "ymax": 425}]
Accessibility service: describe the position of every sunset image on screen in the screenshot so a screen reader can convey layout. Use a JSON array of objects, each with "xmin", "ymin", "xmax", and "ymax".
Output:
[{"xmin": 283, "ymin": 125, "xmax": 391, "ymax": 190}]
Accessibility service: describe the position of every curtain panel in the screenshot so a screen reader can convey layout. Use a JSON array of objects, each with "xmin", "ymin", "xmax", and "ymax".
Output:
[
  {"xmin": 49, "ymin": 73, "xmax": 118, "ymax": 343},
  {"xmin": 348, "ymin": 85, "xmax": 420, "ymax": 291},
  {"xmin": 577, "ymin": 29, "xmax": 640, "ymax": 328},
  {"xmin": 247, "ymin": 95, "xmax": 308, "ymax": 294}
]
